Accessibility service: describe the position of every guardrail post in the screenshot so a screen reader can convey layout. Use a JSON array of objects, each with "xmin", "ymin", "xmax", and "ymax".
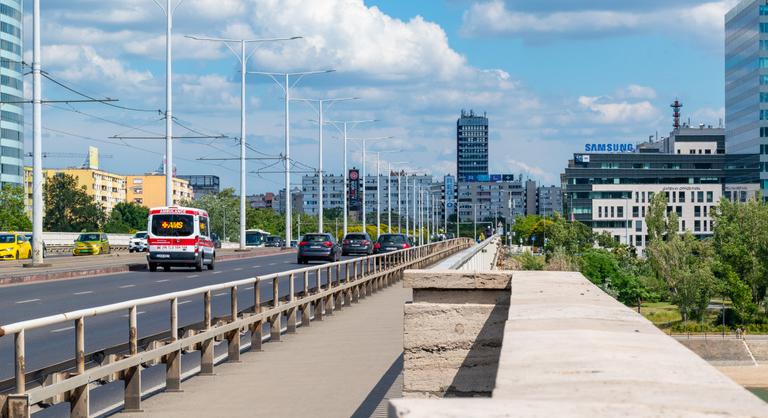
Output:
[
  {"xmin": 301, "ymin": 271, "xmax": 310, "ymax": 328},
  {"xmin": 287, "ymin": 273, "xmax": 297, "ymax": 333},
  {"xmin": 201, "ymin": 290, "xmax": 216, "ymax": 372},
  {"xmin": 270, "ymin": 278, "xmax": 281, "ymax": 342},
  {"xmin": 250, "ymin": 281, "xmax": 263, "ymax": 352},
  {"xmin": 14, "ymin": 330, "xmax": 25, "ymax": 397},
  {"xmin": 228, "ymin": 286, "xmax": 241, "ymax": 362},
  {"xmin": 5, "ymin": 394, "xmax": 30, "ymax": 418},
  {"xmin": 166, "ymin": 298, "xmax": 182, "ymax": 391},
  {"xmin": 69, "ymin": 317, "xmax": 88, "ymax": 417},
  {"xmin": 124, "ymin": 306, "xmax": 142, "ymax": 412}
]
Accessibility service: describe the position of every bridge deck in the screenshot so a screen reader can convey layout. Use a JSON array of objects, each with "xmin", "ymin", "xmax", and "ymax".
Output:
[{"xmin": 124, "ymin": 283, "xmax": 410, "ymax": 418}]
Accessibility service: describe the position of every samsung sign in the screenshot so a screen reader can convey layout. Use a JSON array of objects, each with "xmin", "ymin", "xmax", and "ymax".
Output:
[{"xmin": 584, "ymin": 143, "xmax": 635, "ymax": 153}]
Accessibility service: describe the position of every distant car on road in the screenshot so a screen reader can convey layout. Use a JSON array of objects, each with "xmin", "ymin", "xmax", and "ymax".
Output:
[
  {"xmin": 24, "ymin": 234, "xmax": 46, "ymax": 258},
  {"xmin": 0, "ymin": 232, "xmax": 32, "ymax": 260},
  {"xmin": 297, "ymin": 233, "xmax": 341, "ymax": 264},
  {"xmin": 128, "ymin": 231, "xmax": 148, "ymax": 253},
  {"xmin": 374, "ymin": 233, "xmax": 411, "ymax": 254},
  {"xmin": 264, "ymin": 235, "xmax": 285, "ymax": 248},
  {"xmin": 341, "ymin": 233, "xmax": 373, "ymax": 255},
  {"xmin": 290, "ymin": 240, "xmax": 298, "ymax": 248},
  {"xmin": 211, "ymin": 233, "xmax": 222, "ymax": 249},
  {"xmin": 73, "ymin": 233, "xmax": 110, "ymax": 256}
]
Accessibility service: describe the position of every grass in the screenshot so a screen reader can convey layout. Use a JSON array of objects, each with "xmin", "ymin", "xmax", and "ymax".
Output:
[{"xmin": 640, "ymin": 302, "xmax": 681, "ymax": 328}]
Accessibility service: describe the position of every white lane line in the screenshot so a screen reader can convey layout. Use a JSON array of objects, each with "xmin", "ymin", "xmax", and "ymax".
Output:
[
  {"xmin": 213, "ymin": 271, "xmax": 222, "ymax": 275},
  {"xmin": 245, "ymin": 286, "xmax": 254, "ymax": 290},
  {"xmin": 155, "ymin": 279, "xmax": 170, "ymax": 283},
  {"xmin": 121, "ymin": 311, "xmax": 146, "ymax": 317},
  {"xmin": 73, "ymin": 291, "xmax": 93, "ymax": 295},
  {"xmin": 233, "ymin": 268, "xmax": 243, "ymax": 271},
  {"xmin": 283, "ymin": 261, "xmax": 292, "ymax": 264},
  {"xmin": 187, "ymin": 275, "xmax": 199, "ymax": 278},
  {"xmin": 252, "ymin": 265, "xmax": 261, "ymax": 268},
  {"xmin": 16, "ymin": 299, "xmax": 40, "ymax": 304},
  {"xmin": 214, "ymin": 292, "xmax": 227, "ymax": 297},
  {"xmin": 119, "ymin": 284, "xmax": 135, "ymax": 289},
  {"xmin": 51, "ymin": 326, "xmax": 75, "ymax": 333},
  {"xmin": 178, "ymin": 300, "xmax": 192, "ymax": 305},
  {"xmin": 268, "ymin": 263, "xmax": 277, "ymax": 266}
]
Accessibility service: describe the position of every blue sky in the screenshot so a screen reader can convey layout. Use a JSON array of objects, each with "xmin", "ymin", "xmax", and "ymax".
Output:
[{"xmin": 24, "ymin": 0, "xmax": 736, "ymax": 192}]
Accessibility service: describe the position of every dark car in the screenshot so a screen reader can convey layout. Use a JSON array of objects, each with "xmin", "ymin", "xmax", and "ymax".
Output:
[
  {"xmin": 211, "ymin": 233, "xmax": 222, "ymax": 249},
  {"xmin": 374, "ymin": 233, "xmax": 411, "ymax": 254},
  {"xmin": 264, "ymin": 235, "xmax": 285, "ymax": 248},
  {"xmin": 297, "ymin": 233, "xmax": 341, "ymax": 264},
  {"xmin": 341, "ymin": 233, "xmax": 373, "ymax": 255}
]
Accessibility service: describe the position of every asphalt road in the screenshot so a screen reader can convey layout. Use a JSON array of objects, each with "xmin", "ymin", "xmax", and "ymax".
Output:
[{"xmin": 0, "ymin": 251, "xmax": 364, "ymax": 383}]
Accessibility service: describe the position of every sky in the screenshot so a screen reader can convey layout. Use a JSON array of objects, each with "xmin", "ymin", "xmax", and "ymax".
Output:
[{"xmin": 22, "ymin": 0, "xmax": 738, "ymax": 192}]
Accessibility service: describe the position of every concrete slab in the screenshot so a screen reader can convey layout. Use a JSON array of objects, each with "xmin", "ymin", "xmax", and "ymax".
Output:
[{"xmin": 123, "ymin": 283, "xmax": 411, "ymax": 418}]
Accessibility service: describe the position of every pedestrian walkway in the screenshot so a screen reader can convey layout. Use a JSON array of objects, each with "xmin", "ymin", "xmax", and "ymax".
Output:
[{"xmin": 125, "ymin": 282, "xmax": 410, "ymax": 418}]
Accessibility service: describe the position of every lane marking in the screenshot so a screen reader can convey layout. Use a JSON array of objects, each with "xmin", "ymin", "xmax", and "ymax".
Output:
[
  {"xmin": 16, "ymin": 299, "xmax": 40, "ymax": 304},
  {"xmin": 51, "ymin": 326, "xmax": 75, "ymax": 333},
  {"xmin": 119, "ymin": 285, "xmax": 135, "ymax": 289},
  {"xmin": 178, "ymin": 300, "xmax": 192, "ymax": 305},
  {"xmin": 214, "ymin": 292, "xmax": 227, "ymax": 297},
  {"xmin": 187, "ymin": 275, "xmax": 199, "ymax": 278},
  {"xmin": 73, "ymin": 291, "xmax": 93, "ymax": 295},
  {"xmin": 233, "ymin": 268, "xmax": 243, "ymax": 271},
  {"xmin": 268, "ymin": 263, "xmax": 277, "ymax": 266},
  {"xmin": 213, "ymin": 271, "xmax": 222, "ymax": 275},
  {"xmin": 155, "ymin": 279, "xmax": 170, "ymax": 283},
  {"xmin": 121, "ymin": 311, "xmax": 146, "ymax": 317},
  {"xmin": 252, "ymin": 265, "xmax": 261, "ymax": 268},
  {"xmin": 245, "ymin": 286, "xmax": 254, "ymax": 290}
]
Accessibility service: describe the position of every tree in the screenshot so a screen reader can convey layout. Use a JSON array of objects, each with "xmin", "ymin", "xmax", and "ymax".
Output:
[
  {"xmin": 44, "ymin": 173, "xmax": 106, "ymax": 232},
  {"xmin": 185, "ymin": 188, "xmax": 240, "ymax": 241},
  {"xmin": 104, "ymin": 202, "xmax": 149, "ymax": 233},
  {"xmin": 0, "ymin": 184, "xmax": 31, "ymax": 231}
]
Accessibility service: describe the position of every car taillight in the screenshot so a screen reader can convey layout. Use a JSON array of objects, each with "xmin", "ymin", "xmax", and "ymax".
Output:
[
  {"xmin": 299, "ymin": 241, "xmax": 309, "ymax": 247},
  {"xmin": 343, "ymin": 240, "xmax": 350, "ymax": 245},
  {"xmin": 374, "ymin": 243, "xmax": 381, "ymax": 249},
  {"xmin": 403, "ymin": 243, "xmax": 410, "ymax": 249},
  {"xmin": 323, "ymin": 241, "xmax": 333, "ymax": 248}
]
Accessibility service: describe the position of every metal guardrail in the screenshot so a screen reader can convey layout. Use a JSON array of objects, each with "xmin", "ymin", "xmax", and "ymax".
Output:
[
  {"xmin": 45, "ymin": 245, "xmax": 130, "ymax": 255},
  {"xmin": 450, "ymin": 235, "xmax": 500, "ymax": 271},
  {"xmin": 0, "ymin": 238, "xmax": 473, "ymax": 418}
]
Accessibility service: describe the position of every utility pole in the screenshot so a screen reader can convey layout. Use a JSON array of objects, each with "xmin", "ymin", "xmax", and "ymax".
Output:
[{"xmin": 29, "ymin": 0, "xmax": 45, "ymax": 266}]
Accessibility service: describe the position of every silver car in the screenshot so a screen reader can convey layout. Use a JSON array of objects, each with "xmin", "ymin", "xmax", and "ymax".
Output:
[{"xmin": 128, "ymin": 231, "xmax": 148, "ymax": 253}]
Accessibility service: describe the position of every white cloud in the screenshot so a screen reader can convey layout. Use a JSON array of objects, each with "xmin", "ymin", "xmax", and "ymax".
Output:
[
  {"xmin": 616, "ymin": 84, "xmax": 657, "ymax": 100},
  {"xmin": 577, "ymin": 96, "xmax": 660, "ymax": 124}
]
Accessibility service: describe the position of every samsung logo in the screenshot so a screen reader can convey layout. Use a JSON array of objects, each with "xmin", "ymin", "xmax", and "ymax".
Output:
[{"xmin": 584, "ymin": 143, "xmax": 635, "ymax": 153}]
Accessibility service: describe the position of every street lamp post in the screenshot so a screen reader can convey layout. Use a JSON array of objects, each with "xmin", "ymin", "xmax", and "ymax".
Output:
[
  {"xmin": 387, "ymin": 161, "xmax": 407, "ymax": 233},
  {"xmin": 349, "ymin": 136, "xmax": 392, "ymax": 236},
  {"xmin": 248, "ymin": 69, "xmax": 334, "ymax": 247},
  {"xmin": 30, "ymin": 0, "xmax": 44, "ymax": 265},
  {"xmin": 186, "ymin": 35, "xmax": 300, "ymax": 250}
]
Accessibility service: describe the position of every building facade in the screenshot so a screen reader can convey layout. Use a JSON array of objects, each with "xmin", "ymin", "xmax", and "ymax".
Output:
[
  {"xmin": 126, "ymin": 175, "xmax": 193, "ymax": 208},
  {"xmin": 562, "ymin": 127, "xmax": 760, "ymax": 250},
  {"xmin": 0, "ymin": 0, "xmax": 24, "ymax": 188},
  {"xmin": 178, "ymin": 175, "xmax": 220, "ymax": 197},
  {"xmin": 274, "ymin": 187, "xmax": 304, "ymax": 215},
  {"xmin": 302, "ymin": 174, "xmax": 345, "ymax": 215},
  {"xmin": 456, "ymin": 177, "xmax": 525, "ymax": 224},
  {"xmin": 457, "ymin": 110, "xmax": 489, "ymax": 180},
  {"xmin": 725, "ymin": 0, "xmax": 768, "ymax": 198},
  {"xmin": 24, "ymin": 166, "xmax": 127, "ymax": 215},
  {"xmin": 248, "ymin": 192, "xmax": 275, "ymax": 209},
  {"xmin": 524, "ymin": 179, "xmax": 537, "ymax": 215},
  {"xmin": 537, "ymin": 185, "xmax": 563, "ymax": 217}
]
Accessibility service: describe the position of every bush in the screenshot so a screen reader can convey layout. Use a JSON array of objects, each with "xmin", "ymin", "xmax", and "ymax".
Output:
[
  {"xmin": 545, "ymin": 248, "xmax": 580, "ymax": 271},
  {"xmin": 515, "ymin": 251, "xmax": 545, "ymax": 271}
]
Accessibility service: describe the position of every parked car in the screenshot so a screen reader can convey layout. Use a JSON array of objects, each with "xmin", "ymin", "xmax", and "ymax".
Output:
[
  {"xmin": 211, "ymin": 233, "xmax": 222, "ymax": 249},
  {"xmin": 73, "ymin": 233, "xmax": 110, "ymax": 256},
  {"xmin": 341, "ymin": 233, "xmax": 373, "ymax": 255},
  {"xmin": 264, "ymin": 235, "xmax": 285, "ymax": 248},
  {"xmin": 24, "ymin": 234, "xmax": 46, "ymax": 258},
  {"xmin": 297, "ymin": 233, "xmax": 341, "ymax": 264},
  {"xmin": 0, "ymin": 232, "xmax": 32, "ymax": 260},
  {"xmin": 128, "ymin": 231, "xmax": 148, "ymax": 253},
  {"xmin": 290, "ymin": 240, "xmax": 298, "ymax": 248},
  {"xmin": 374, "ymin": 233, "xmax": 411, "ymax": 254}
]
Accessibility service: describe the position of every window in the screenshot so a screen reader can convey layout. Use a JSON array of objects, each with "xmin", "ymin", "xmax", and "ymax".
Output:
[
  {"xmin": 597, "ymin": 207, "xmax": 602, "ymax": 218},
  {"xmin": 636, "ymin": 235, "xmax": 643, "ymax": 246},
  {"xmin": 617, "ymin": 206, "xmax": 624, "ymax": 217},
  {"xmin": 763, "ymin": 22, "xmax": 768, "ymax": 33},
  {"xmin": 681, "ymin": 220, "xmax": 686, "ymax": 231},
  {"xmin": 635, "ymin": 220, "xmax": 642, "ymax": 232},
  {"xmin": 632, "ymin": 206, "xmax": 639, "ymax": 217},
  {"xmin": 676, "ymin": 206, "xmax": 682, "ymax": 217},
  {"xmin": 199, "ymin": 217, "xmax": 209, "ymax": 237},
  {"xmin": 704, "ymin": 206, "xmax": 708, "ymax": 217},
  {"xmin": 695, "ymin": 206, "xmax": 701, "ymax": 217},
  {"xmin": 706, "ymin": 191, "xmax": 713, "ymax": 203},
  {"xmin": 678, "ymin": 191, "xmax": 685, "ymax": 203},
  {"xmin": 697, "ymin": 191, "xmax": 704, "ymax": 202},
  {"xmin": 694, "ymin": 220, "xmax": 701, "ymax": 232}
]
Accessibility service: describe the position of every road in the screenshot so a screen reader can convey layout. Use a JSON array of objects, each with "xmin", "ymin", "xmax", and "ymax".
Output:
[{"xmin": 0, "ymin": 251, "xmax": 363, "ymax": 383}]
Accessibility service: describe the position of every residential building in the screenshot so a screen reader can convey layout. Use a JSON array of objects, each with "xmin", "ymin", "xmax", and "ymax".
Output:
[
  {"xmin": 302, "ymin": 174, "xmax": 345, "ymax": 215},
  {"xmin": 562, "ymin": 126, "xmax": 760, "ymax": 250},
  {"xmin": 126, "ymin": 175, "xmax": 194, "ymax": 208},
  {"xmin": 457, "ymin": 110, "xmax": 489, "ymax": 180},
  {"xmin": 456, "ymin": 176, "xmax": 525, "ymax": 224},
  {"xmin": 363, "ymin": 173, "xmax": 433, "ymax": 224},
  {"xmin": 274, "ymin": 187, "xmax": 304, "ymax": 215},
  {"xmin": 725, "ymin": 0, "xmax": 768, "ymax": 198},
  {"xmin": 248, "ymin": 192, "xmax": 275, "ymax": 209},
  {"xmin": 0, "ymin": 0, "xmax": 24, "ymax": 188},
  {"xmin": 178, "ymin": 175, "xmax": 220, "ymax": 197},
  {"xmin": 537, "ymin": 185, "xmax": 563, "ymax": 217},
  {"xmin": 24, "ymin": 166, "xmax": 127, "ymax": 215}
]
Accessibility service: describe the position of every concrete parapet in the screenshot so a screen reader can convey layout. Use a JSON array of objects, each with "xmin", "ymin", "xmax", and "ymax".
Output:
[{"xmin": 392, "ymin": 270, "xmax": 768, "ymax": 417}]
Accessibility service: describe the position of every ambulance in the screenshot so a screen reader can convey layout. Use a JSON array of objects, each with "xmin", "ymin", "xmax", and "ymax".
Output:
[{"xmin": 146, "ymin": 206, "xmax": 215, "ymax": 272}]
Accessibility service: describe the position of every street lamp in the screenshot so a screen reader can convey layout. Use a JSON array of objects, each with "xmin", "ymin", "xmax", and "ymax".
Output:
[
  {"xmin": 324, "ymin": 119, "xmax": 377, "ymax": 237},
  {"xmin": 387, "ymin": 161, "xmax": 407, "ymax": 232},
  {"xmin": 248, "ymin": 69, "xmax": 335, "ymax": 247},
  {"xmin": 186, "ymin": 35, "xmax": 301, "ymax": 250},
  {"xmin": 348, "ymin": 136, "xmax": 393, "ymax": 235},
  {"xmin": 297, "ymin": 97, "xmax": 358, "ymax": 233}
]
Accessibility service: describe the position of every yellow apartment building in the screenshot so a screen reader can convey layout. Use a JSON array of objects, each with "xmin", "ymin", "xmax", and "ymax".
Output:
[
  {"xmin": 126, "ymin": 175, "xmax": 194, "ymax": 208},
  {"xmin": 24, "ymin": 166, "xmax": 127, "ymax": 216}
]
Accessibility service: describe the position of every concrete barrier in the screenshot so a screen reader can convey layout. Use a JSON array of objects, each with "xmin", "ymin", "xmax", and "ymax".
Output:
[{"xmin": 391, "ymin": 270, "xmax": 768, "ymax": 417}]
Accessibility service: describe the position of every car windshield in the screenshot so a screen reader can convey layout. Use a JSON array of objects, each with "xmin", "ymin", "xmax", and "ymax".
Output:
[
  {"xmin": 266, "ymin": 236, "xmax": 280, "ymax": 242},
  {"xmin": 133, "ymin": 232, "xmax": 147, "ymax": 239},
  {"xmin": 246, "ymin": 232, "xmax": 266, "ymax": 245},
  {"xmin": 345, "ymin": 234, "xmax": 367, "ymax": 240},
  {"xmin": 378, "ymin": 235, "xmax": 406, "ymax": 244},
  {"xmin": 0, "ymin": 234, "xmax": 15, "ymax": 244},
  {"xmin": 77, "ymin": 234, "xmax": 101, "ymax": 242},
  {"xmin": 303, "ymin": 234, "xmax": 330, "ymax": 242},
  {"xmin": 151, "ymin": 214, "xmax": 194, "ymax": 237}
]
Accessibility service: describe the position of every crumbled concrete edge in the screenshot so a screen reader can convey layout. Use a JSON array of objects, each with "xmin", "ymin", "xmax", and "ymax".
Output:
[{"xmin": 403, "ymin": 270, "xmax": 512, "ymax": 290}]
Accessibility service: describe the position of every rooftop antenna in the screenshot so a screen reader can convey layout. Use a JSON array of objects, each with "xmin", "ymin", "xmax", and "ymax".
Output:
[{"xmin": 671, "ymin": 99, "xmax": 683, "ymax": 130}]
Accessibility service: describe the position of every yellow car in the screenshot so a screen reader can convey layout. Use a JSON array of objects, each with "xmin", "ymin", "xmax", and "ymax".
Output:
[
  {"xmin": 0, "ymin": 233, "xmax": 32, "ymax": 260},
  {"xmin": 73, "ymin": 233, "xmax": 111, "ymax": 256}
]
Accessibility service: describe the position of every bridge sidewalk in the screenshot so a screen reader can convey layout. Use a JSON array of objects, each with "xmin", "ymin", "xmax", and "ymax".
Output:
[{"xmin": 125, "ymin": 283, "xmax": 410, "ymax": 418}]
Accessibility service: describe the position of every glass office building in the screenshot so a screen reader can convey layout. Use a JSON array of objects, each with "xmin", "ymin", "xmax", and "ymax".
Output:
[
  {"xmin": 0, "ymin": 0, "xmax": 22, "ymax": 189},
  {"xmin": 456, "ymin": 110, "xmax": 488, "ymax": 180},
  {"xmin": 725, "ymin": 0, "xmax": 768, "ymax": 198}
]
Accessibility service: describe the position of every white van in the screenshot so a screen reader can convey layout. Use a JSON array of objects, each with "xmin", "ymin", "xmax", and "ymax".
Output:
[{"xmin": 147, "ymin": 206, "xmax": 215, "ymax": 272}]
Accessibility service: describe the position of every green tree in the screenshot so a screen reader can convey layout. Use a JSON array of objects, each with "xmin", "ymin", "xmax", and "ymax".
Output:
[
  {"xmin": 44, "ymin": 173, "xmax": 106, "ymax": 232},
  {"xmin": 580, "ymin": 249, "xmax": 620, "ymax": 289},
  {"xmin": 185, "ymin": 188, "xmax": 240, "ymax": 241},
  {"xmin": 0, "ymin": 184, "xmax": 31, "ymax": 231},
  {"xmin": 104, "ymin": 202, "xmax": 149, "ymax": 233}
]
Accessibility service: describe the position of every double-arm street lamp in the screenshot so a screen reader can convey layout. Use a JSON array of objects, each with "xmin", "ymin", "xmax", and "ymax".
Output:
[{"xmin": 348, "ymin": 136, "xmax": 393, "ymax": 235}]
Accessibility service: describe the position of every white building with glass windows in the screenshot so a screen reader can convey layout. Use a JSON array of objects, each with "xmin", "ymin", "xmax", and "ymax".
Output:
[{"xmin": 0, "ymin": 0, "xmax": 23, "ymax": 189}]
